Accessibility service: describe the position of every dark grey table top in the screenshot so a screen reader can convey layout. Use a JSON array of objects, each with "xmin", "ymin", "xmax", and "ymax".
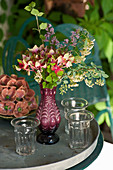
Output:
[{"xmin": 0, "ymin": 109, "xmax": 99, "ymax": 170}]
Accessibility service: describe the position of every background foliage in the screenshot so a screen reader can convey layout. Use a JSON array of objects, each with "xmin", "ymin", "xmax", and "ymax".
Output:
[{"xmin": 0, "ymin": 0, "xmax": 113, "ymax": 126}]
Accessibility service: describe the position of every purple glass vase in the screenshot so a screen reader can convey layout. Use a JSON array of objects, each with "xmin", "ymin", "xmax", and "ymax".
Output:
[{"xmin": 36, "ymin": 84, "xmax": 61, "ymax": 144}]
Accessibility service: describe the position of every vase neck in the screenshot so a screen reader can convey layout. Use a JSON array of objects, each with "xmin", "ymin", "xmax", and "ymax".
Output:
[{"xmin": 40, "ymin": 84, "xmax": 56, "ymax": 97}]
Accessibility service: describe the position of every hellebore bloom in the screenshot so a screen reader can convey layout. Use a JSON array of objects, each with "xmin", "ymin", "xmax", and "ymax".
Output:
[
  {"xmin": 52, "ymin": 64, "xmax": 63, "ymax": 75},
  {"xmin": 28, "ymin": 45, "xmax": 39, "ymax": 53}
]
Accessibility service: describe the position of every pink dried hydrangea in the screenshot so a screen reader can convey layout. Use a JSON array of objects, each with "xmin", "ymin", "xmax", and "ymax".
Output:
[{"xmin": 0, "ymin": 74, "xmax": 38, "ymax": 118}]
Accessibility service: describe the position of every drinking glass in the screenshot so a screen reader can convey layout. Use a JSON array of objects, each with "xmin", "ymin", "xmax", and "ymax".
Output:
[
  {"xmin": 11, "ymin": 116, "xmax": 40, "ymax": 156},
  {"xmin": 67, "ymin": 110, "xmax": 94, "ymax": 150},
  {"xmin": 61, "ymin": 98, "xmax": 88, "ymax": 134}
]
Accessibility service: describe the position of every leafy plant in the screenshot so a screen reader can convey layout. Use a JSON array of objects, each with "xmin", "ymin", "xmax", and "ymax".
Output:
[{"xmin": 76, "ymin": 0, "xmax": 113, "ymax": 73}]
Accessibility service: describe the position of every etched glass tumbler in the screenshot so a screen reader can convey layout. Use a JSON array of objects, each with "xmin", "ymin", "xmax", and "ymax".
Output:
[
  {"xmin": 11, "ymin": 116, "xmax": 40, "ymax": 156},
  {"xmin": 68, "ymin": 110, "xmax": 94, "ymax": 150},
  {"xmin": 61, "ymin": 98, "xmax": 88, "ymax": 134}
]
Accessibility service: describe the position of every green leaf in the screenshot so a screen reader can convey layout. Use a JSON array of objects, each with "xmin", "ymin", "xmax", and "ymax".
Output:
[
  {"xmin": 102, "ymin": 73, "xmax": 109, "ymax": 78},
  {"xmin": 104, "ymin": 38, "xmax": 113, "ymax": 63},
  {"xmin": 98, "ymin": 114, "xmax": 105, "ymax": 125},
  {"xmin": 52, "ymin": 72, "xmax": 59, "ymax": 82},
  {"xmin": 38, "ymin": 12, "xmax": 44, "ymax": 17},
  {"xmin": 32, "ymin": 28, "xmax": 39, "ymax": 31},
  {"xmin": 46, "ymin": 75, "xmax": 52, "ymax": 82},
  {"xmin": 48, "ymin": 11, "xmax": 62, "ymax": 22},
  {"xmin": 91, "ymin": 62, "xmax": 96, "ymax": 68},
  {"xmin": 110, "ymin": 57, "xmax": 113, "ymax": 73},
  {"xmin": 47, "ymin": 67, "xmax": 52, "ymax": 73},
  {"xmin": 89, "ymin": 8, "xmax": 99, "ymax": 22},
  {"xmin": 39, "ymin": 23, "xmax": 47, "ymax": 30},
  {"xmin": 84, "ymin": 39, "xmax": 88, "ymax": 47},
  {"xmin": 57, "ymin": 71, "xmax": 63, "ymax": 76},
  {"xmin": 51, "ymin": 72, "xmax": 57, "ymax": 76},
  {"xmin": 97, "ymin": 66, "xmax": 102, "ymax": 69},
  {"xmin": 62, "ymin": 14, "xmax": 76, "ymax": 24},
  {"xmin": 0, "ymin": 29, "xmax": 3, "ymax": 41},
  {"xmin": 107, "ymin": 80, "xmax": 113, "ymax": 89},
  {"xmin": 0, "ymin": 13, "xmax": 6, "ymax": 24},
  {"xmin": 17, "ymin": 59, "xmax": 22, "ymax": 64},
  {"xmin": 1, "ymin": 0, "xmax": 8, "ymax": 10},
  {"xmin": 50, "ymin": 63, "xmax": 55, "ymax": 66},
  {"xmin": 46, "ymin": 83, "xmax": 53, "ymax": 89},
  {"xmin": 29, "ymin": 1, "xmax": 36, "ymax": 8},
  {"xmin": 24, "ymin": 6, "xmax": 32, "ymax": 11},
  {"xmin": 105, "ymin": 12, "xmax": 113, "ymax": 21},
  {"xmin": 31, "ymin": 9, "xmax": 39, "ymax": 16},
  {"xmin": 40, "ymin": 34, "xmax": 46, "ymax": 40},
  {"xmin": 95, "ymin": 29, "xmax": 110, "ymax": 50},
  {"xmin": 105, "ymin": 112, "xmax": 111, "ymax": 127},
  {"xmin": 67, "ymin": 71, "xmax": 71, "ymax": 75},
  {"xmin": 100, "ymin": 22, "xmax": 113, "ymax": 36},
  {"xmin": 18, "ymin": 9, "xmax": 31, "ymax": 17},
  {"xmin": 102, "ymin": 0, "xmax": 113, "ymax": 15},
  {"xmin": 42, "ymin": 81, "xmax": 46, "ymax": 88},
  {"xmin": 95, "ymin": 102, "xmax": 106, "ymax": 111},
  {"xmin": 53, "ymin": 76, "xmax": 58, "ymax": 82},
  {"xmin": 73, "ymin": 71, "xmax": 76, "ymax": 78}
]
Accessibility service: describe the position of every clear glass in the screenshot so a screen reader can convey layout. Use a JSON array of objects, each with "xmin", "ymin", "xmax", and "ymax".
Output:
[
  {"xmin": 67, "ymin": 110, "xmax": 94, "ymax": 151},
  {"xmin": 11, "ymin": 116, "xmax": 40, "ymax": 156},
  {"xmin": 61, "ymin": 98, "xmax": 88, "ymax": 134}
]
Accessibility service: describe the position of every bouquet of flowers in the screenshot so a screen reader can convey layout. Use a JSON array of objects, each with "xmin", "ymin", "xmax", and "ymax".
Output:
[{"xmin": 15, "ymin": 2, "xmax": 108, "ymax": 94}]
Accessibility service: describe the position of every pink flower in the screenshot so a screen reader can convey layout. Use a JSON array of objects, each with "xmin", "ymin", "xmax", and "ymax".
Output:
[
  {"xmin": 66, "ymin": 61, "xmax": 72, "ymax": 68},
  {"xmin": 52, "ymin": 64, "xmax": 63, "ymax": 75},
  {"xmin": 1, "ymin": 86, "xmax": 16, "ymax": 101},
  {"xmin": 16, "ymin": 78, "xmax": 28, "ymax": 89},
  {"xmin": 17, "ymin": 59, "xmax": 29, "ymax": 73},
  {"xmin": 71, "ymin": 31, "xmax": 76, "ymax": 35},
  {"xmin": 0, "ymin": 102, "xmax": 15, "ymax": 116},
  {"xmin": 11, "ymin": 74, "xmax": 18, "ymax": 79},
  {"xmin": 50, "ymin": 27, "xmax": 55, "ymax": 34},
  {"xmin": 76, "ymin": 34, "xmax": 80, "ymax": 39},
  {"xmin": 7, "ymin": 78, "xmax": 17, "ymax": 86},
  {"xmin": 64, "ymin": 39, "xmax": 69, "ymax": 44},
  {"xmin": 0, "ymin": 75, "xmax": 10, "ymax": 85},
  {"xmin": 14, "ymin": 101, "xmax": 29, "ymax": 117},
  {"xmin": 16, "ymin": 89, "xmax": 26, "ymax": 100},
  {"xmin": 0, "ymin": 102, "xmax": 6, "ymax": 115},
  {"xmin": 22, "ymin": 54, "xmax": 31, "ymax": 61},
  {"xmin": 28, "ymin": 45, "xmax": 38, "ymax": 53},
  {"xmin": 28, "ymin": 97, "xmax": 38, "ymax": 111},
  {"xmin": 25, "ymin": 89, "xmax": 35, "ymax": 101},
  {"xmin": 57, "ymin": 55, "xmax": 65, "ymax": 65}
]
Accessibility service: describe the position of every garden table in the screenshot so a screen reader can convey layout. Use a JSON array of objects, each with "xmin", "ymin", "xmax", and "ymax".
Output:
[{"xmin": 0, "ymin": 107, "xmax": 103, "ymax": 170}]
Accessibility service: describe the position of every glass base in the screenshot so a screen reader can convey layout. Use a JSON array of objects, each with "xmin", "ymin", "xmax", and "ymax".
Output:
[{"xmin": 37, "ymin": 133, "xmax": 59, "ymax": 145}]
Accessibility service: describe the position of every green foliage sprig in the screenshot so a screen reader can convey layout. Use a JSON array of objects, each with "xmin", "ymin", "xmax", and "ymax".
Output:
[
  {"xmin": 14, "ymin": 1, "xmax": 108, "ymax": 95},
  {"xmin": 24, "ymin": 1, "xmax": 47, "ymax": 41}
]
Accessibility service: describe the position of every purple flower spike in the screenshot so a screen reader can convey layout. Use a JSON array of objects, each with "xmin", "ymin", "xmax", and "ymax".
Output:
[
  {"xmin": 48, "ymin": 24, "xmax": 52, "ymax": 28},
  {"xmin": 64, "ymin": 39, "xmax": 69, "ymax": 44},
  {"xmin": 71, "ymin": 31, "xmax": 76, "ymax": 35},
  {"xmin": 50, "ymin": 27, "xmax": 55, "ymax": 35},
  {"xmin": 76, "ymin": 34, "xmax": 80, "ymax": 39}
]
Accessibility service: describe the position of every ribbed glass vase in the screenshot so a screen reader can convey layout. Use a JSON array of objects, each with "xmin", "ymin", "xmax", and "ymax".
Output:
[{"xmin": 36, "ymin": 84, "xmax": 61, "ymax": 144}]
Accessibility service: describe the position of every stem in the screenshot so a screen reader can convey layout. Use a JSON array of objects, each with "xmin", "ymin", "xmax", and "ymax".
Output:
[{"xmin": 36, "ymin": 15, "xmax": 40, "ymax": 34}]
